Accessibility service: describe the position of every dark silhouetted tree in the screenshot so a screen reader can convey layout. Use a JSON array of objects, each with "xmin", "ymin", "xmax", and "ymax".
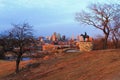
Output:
[
  {"xmin": 76, "ymin": 3, "xmax": 120, "ymax": 49},
  {"xmin": 0, "ymin": 32, "xmax": 13, "ymax": 59},
  {"xmin": 10, "ymin": 23, "xmax": 34, "ymax": 73},
  {"xmin": 110, "ymin": 4, "xmax": 120, "ymax": 48},
  {"xmin": 110, "ymin": 23, "xmax": 120, "ymax": 48}
]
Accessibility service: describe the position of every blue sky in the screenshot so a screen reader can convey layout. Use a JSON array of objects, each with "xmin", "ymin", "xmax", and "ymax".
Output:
[{"xmin": 0, "ymin": 0, "xmax": 119, "ymax": 38}]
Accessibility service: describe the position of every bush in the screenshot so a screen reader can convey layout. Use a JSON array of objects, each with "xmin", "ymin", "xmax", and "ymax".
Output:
[
  {"xmin": 0, "ymin": 50, "xmax": 5, "ymax": 59},
  {"xmin": 26, "ymin": 62, "xmax": 40, "ymax": 68}
]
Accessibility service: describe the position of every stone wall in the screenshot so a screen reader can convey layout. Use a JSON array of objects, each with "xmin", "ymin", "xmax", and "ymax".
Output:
[
  {"xmin": 78, "ymin": 42, "xmax": 93, "ymax": 52},
  {"xmin": 42, "ymin": 44, "xmax": 55, "ymax": 51}
]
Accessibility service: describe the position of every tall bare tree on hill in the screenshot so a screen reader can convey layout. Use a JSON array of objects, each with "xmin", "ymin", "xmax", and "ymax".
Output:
[
  {"xmin": 76, "ymin": 3, "xmax": 120, "ymax": 49},
  {"xmin": 10, "ymin": 23, "xmax": 34, "ymax": 73},
  {"xmin": 110, "ymin": 14, "xmax": 120, "ymax": 48}
]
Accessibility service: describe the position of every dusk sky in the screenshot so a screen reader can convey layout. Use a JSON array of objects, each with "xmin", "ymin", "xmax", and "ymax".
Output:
[{"xmin": 0, "ymin": 0, "xmax": 119, "ymax": 38}]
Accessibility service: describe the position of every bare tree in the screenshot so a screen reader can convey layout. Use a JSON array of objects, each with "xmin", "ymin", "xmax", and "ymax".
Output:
[
  {"xmin": 0, "ymin": 34, "xmax": 7, "ymax": 59},
  {"xmin": 76, "ymin": 3, "xmax": 120, "ymax": 49},
  {"xmin": 0, "ymin": 32, "xmax": 13, "ymax": 59},
  {"xmin": 110, "ymin": 22, "xmax": 120, "ymax": 48},
  {"xmin": 10, "ymin": 23, "xmax": 34, "ymax": 73},
  {"xmin": 111, "ymin": 30, "xmax": 120, "ymax": 48},
  {"xmin": 110, "ymin": 6, "xmax": 120, "ymax": 48}
]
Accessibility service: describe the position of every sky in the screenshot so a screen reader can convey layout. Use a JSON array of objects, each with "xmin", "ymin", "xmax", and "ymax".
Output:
[{"xmin": 0, "ymin": 0, "xmax": 119, "ymax": 38}]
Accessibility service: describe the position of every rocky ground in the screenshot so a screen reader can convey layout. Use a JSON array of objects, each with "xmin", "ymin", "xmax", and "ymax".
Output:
[{"xmin": 0, "ymin": 49, "xmax": 120, "ymax": 80}]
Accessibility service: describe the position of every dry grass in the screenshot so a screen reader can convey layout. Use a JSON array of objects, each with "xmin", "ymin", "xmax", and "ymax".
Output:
[
  {"xmin": 0, "ymin": 60, "xmax": 33, "ymax": 78},
  {"xmin": 1, "ymin": 49, "xmax": 120, "ymax": 80}
]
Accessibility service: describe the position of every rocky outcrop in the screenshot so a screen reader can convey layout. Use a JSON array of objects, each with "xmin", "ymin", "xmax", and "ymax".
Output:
[{"xmin": 78, "ymin": 42, "xmax": 93, "ymax": 52}]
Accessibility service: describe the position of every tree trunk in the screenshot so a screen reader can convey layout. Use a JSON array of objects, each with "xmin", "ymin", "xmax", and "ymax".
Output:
[
  {"xmin": 103, "ymin": 34, "xmax": 109, "ymax": 49},
  {"xmin": 112, "ymin": 32, "xmax": 119, "ymax": 49},
  {"xmin": 0, "ymin": 50, "xmax": 5, "ymax": 59},
  {"xmin": 15, "ymin": 54, "xmax": 22, "ymax": 73},
  {"xmin": 103, "ymin": 26, "xmax": 110, "ymax": 49},
  {"xmin": 113, "ymin": 38, "xmax": 119, "ymax": 48}
]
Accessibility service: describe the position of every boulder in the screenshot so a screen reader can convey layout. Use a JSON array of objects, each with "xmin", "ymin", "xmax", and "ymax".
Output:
[{"xmin": 79, "ymin": 42, "xmax": 93, "ymax": 52}]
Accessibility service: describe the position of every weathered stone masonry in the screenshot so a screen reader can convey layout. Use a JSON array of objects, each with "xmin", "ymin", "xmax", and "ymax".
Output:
[{"xmin": 78, "ymin": 42, "xmax": 93, "ymax": 52}]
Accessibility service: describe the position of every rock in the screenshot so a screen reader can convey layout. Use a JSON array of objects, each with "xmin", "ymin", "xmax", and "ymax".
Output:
[{"xmin": 79, "ymin": 42, "xmax": 93, "ymax": 52}]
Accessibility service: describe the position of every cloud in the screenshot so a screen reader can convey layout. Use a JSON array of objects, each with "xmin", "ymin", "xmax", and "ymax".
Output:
[
  {"xmin": 0, "ymin": 0, "xmax": 86, "ymax": 11},
  {"xmin": 0, "ymin": 0, "xmax": 119, "ymax": 10},
  {"xmin": 0, "ymin": 0, "xmax": 5, "ymax": 9},
  {"xmin": 7, "ymin": 0, "xmax": 66, "ymax": 9}
]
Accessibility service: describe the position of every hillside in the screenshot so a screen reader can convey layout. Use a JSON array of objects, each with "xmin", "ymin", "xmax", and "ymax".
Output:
[{"xmin": 1, "ymin": 49, "xmax": 120, "ymax": 80}]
